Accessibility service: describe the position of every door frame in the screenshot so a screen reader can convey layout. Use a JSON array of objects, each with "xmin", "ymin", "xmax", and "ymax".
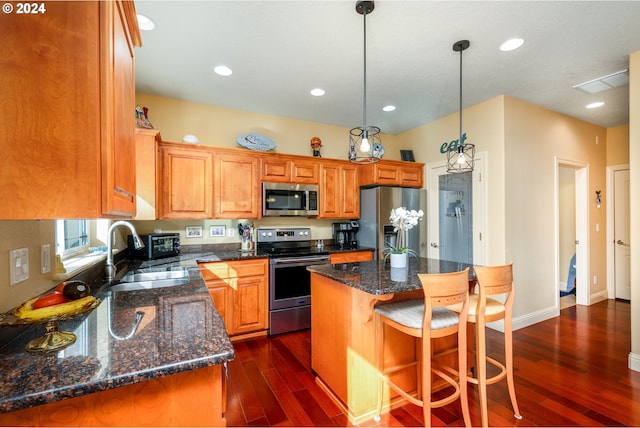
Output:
[
  {"xmin": 555, "ymin": 157, "xmax": 589, "ymax": 308},
  {"xmin": 606, "ymin": 164, "xmax": 630, "ymax": 298}
]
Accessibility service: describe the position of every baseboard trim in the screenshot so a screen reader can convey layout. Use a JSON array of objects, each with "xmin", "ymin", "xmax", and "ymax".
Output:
[
  {"xmin": 487, "ymin": 306, "xmax": 558, "ymax": 333},
  {"xmin": 629, "ymin": 352, "xmax": 640, "ymax": 372}
]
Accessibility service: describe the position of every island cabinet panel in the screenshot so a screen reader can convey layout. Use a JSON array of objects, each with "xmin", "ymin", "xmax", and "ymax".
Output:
[
  {"xmin": 157, "ymin": 143, "xmax": 214, "ymax": 219},
  {"xmin": 358, "ymin": 160, "xmax": 425, "ymax": 188},
  {"xmin": 329, "ymin": 250, "xmax": 373, "ymax": 264},
  {"xmin": 0, "ymin": 365, "xmax": 226, "ymax": 427},
  {"xmin": 0, "ymin": 0, "xmax": 141, "ymax": 219},
  {"xmin": 312, "ymin": 272, "xmax": 455, "ymax": 424},
  {"xmin": 199, "ymin": 259, "xmax": 269, "ymax": 339},
  {"xmin": 318, "ymin": 161, "xmax": 359, "ymax": 219},
  {"xmin": 261, "ymin": 155, "xmax": 319, "ymax": 184},
  {"xmin": 213, "ymin": 151, "xmax": 261, "ymax": 219}
]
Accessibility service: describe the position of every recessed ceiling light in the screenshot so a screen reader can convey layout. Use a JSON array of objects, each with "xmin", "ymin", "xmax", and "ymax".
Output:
[
  {"xmin": 586, "ymin": 101, "xmax": 605, "ymax": 109},
  {"xmin": 500, "ymin": 38, "xmax": 524, "ymax": 52},
  {"xmin": 310, "ymin": 88, "xmax": 325, "ymax": 97},
  {"xmin": 136, "ymin": 14, "xmax": 155, "ymax": 31},
  {"xmin": 382, "ymin": 105, "xmax": 396, "ymax": 112},
  {"xmin": 214, "ymin": 65, "xmax": 233, "ymax": 76}
]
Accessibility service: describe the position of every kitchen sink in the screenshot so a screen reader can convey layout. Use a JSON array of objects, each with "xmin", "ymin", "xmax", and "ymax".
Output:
[
  {"xmin": 107, "ymin": 268, "xmax": 190, "ymax": 292},
  {"xmin": 107, "ymin": 277, "xmax": 190, "ymax": 292},
  {"xmin": 120, "ymin": 268, "xmax": 189, "ymax": 282}
]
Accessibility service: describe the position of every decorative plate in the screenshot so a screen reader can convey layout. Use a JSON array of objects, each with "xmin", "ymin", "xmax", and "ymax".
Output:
[{"xmin": 236, "ymin": 133, "xmax": 276, "ymax": 151}]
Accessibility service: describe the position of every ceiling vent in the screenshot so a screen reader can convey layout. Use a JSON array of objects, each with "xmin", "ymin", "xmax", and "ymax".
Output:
[{"xmin": 573, "ymin": 69, "xmax": 629, "ymax": 94}]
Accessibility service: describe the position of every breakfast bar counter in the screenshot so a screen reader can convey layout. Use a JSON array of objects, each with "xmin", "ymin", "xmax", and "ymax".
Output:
[{"xmin": 307, "ymin": 258, "xmax": 474, "ymax": 424}]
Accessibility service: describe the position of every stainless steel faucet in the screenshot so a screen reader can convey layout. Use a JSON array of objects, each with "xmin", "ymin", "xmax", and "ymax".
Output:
[{"xmin": 105, "ymin": 220, "xmax": 144, "ymax": 281}]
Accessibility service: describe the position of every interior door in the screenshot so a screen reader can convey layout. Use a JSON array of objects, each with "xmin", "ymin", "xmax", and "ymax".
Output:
[
  {"xmin": 427, "ymin": 155, "xmax": 486, "ymax": 264},
  {"xmin": 614, "ymin": 169, "xmax": 631, "ymax": 300}
]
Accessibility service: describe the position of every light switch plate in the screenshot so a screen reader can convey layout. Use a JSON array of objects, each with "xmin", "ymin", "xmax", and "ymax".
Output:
[
  {"xmin": 41, "ymin": 244, "xmax": 51, "ymax": 274},
  {"xmin": 10, "ymin": 248, "xmax": 29, "ymax": 285}
]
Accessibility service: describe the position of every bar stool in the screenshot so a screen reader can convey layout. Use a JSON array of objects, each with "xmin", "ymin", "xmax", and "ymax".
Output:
[
  {"xmin": 462, "ymin": 262, "xmax": 522, "ymax": 427},
  {"xmin": 374, "ymin": 268, "xmax": 471, "ymax": 427}
]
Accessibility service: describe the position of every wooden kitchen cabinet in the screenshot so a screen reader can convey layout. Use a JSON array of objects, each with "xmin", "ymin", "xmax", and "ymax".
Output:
[
  {"xmin": 262, "ymin": 154, "xmax": 319, "ymax": 184},
  {"xmin": 330, "ymin": 250, "xmax": 373, "ymax": 264},
  {"xmin": 199, "ymin": 259, "xmax": 269, "ymax": 339},
  {"xmin": 134, "ymin": 128, "xmax": 161, "ymax": 220},
  {"xmin": 0, "ymin": 0, "xmax": 141, "ymax": 219},
  {"xmin": 318, "ymin": 160, "xmax": 359, "ymax": 219},
  {"xmin": 157, "ymin": 142, "xmax": 214, "ymax": 219},
  {"xmin": 0, "ymin": 365, "xmax": 226, "ymax": 427},
  {"xmin": 358, "ymin": 160, "xmax": 425, "ymax": 188},
  {"xmin": 213, "ymin": 150, "xmax": 261, "ymax": 219}
]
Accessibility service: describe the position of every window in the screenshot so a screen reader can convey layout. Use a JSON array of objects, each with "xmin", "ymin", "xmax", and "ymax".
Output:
[{"xmin": 56, "ymin": 219, "xmax": 89, "ymax": 259}]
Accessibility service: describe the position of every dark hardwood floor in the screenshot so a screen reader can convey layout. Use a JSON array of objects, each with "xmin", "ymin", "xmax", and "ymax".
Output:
[{"xmin": 226, "ymin": 299, "xmax": 640, "ymax": 426}]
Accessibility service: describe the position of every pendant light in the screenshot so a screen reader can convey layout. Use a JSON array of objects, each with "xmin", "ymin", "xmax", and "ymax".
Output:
[
  {"xmin": 349, "ymin": 0, "xmax": 383, "ymax": 164},
  {"xmin": 446, "ymin": 40, "xmax": 475, "ymax": 173}
]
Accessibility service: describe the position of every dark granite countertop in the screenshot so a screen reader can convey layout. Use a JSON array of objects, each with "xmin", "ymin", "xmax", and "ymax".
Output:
[
  {"xmin": 0, "ymin": 244, "xmax": 374, "ymax": 414},
  {"xmin": 0, "ymin": 256, "xmax": 236, "ymax": 414},
  {"xmin": 308, "ymin": 257, "xmax": 475, "ymax": 295}
]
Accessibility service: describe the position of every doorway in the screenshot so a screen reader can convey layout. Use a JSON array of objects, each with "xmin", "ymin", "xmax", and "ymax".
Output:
[{"xmin": 555, "ymin": 159, "xmax": 589, "ymax": 309}]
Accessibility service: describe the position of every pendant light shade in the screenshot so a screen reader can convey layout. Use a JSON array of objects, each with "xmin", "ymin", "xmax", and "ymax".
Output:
[
  {"xmin": 447, "ymin": 40, "xmax": 475, "ymax": 173},
  {"xmin": 349, "ymin": 0, "xmax": 383, "ymax": 164}
]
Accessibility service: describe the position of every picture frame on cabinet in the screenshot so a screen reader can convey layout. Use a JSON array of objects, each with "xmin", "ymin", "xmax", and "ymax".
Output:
[
  {"xmin": 186, "ymin": 226, "xmax": 203, "ymax": 238},
  {"xmin": 400, "ymin": 150, "xmax": 415, "ymax": 162},
  {"xmin": 209, "ymin": 225, "xmax": 226, "ymax": 237}
]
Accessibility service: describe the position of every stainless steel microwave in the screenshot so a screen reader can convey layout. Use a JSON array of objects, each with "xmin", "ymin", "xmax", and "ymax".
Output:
[{"xmin": 263, "ymin": 183, "xmax": 319, "ymax": 216}]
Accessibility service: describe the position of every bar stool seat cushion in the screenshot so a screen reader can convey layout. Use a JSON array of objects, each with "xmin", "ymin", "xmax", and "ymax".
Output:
[{"xmin": 374, "ymin": 300, "xmax": 460, "ymax": 330}]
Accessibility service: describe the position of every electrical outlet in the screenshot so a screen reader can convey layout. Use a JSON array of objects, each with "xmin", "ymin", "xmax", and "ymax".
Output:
[
  {"xmin": 41, "ymin": 244, "xmax": 51, "ymax": 274},
  {"xmin": 9, "ymin": 248, "xmax": 29, "ymax": 285},
  {"xmin": 228, "ymin": 228, "xmax": 235, "ymax": 237}
]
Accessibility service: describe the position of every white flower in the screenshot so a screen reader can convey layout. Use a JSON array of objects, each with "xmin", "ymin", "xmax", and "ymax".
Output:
[{"xmin": 389, "ymin": 207, "xmax": 424, "ymax": 232}]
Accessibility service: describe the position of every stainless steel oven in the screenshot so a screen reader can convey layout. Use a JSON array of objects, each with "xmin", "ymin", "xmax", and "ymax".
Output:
[{"xmin": 257, "ymin": 227, "xmax": 329, "ymax": 335}]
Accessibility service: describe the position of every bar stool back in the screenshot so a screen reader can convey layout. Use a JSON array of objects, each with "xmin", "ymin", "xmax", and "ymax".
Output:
[
  {"xmin": 468, "ymin": 262, "xmax": 522, "ymax": 427},
  {"xmin": 374, "ymin": 268, "xmax": 471, "ymax": 427}
]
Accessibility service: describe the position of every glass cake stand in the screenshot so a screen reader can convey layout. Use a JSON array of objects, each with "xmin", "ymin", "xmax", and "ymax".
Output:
[{"xmin": 0, "ymin": 299, "xmax": 100, "ymax": 353}]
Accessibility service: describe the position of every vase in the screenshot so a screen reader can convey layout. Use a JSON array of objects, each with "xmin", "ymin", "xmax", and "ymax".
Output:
[
  {"xmin": 390, "ymin": 267, "xmax": 408, "ymax": 282},
  {"xmin": 390, "ymin": 252, "xmax": 407, "ymax": 269}
]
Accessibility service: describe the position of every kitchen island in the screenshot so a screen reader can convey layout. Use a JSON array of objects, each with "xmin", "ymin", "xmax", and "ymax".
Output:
[
  {"xmin": 0, "ymin": 254, "xmax": 240, "ymax": 427},
  {"xmin": 308, "ymin": 258, "xmax": 474, "ymax": 425}
]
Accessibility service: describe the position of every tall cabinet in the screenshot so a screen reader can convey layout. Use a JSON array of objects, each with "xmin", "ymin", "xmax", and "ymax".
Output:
[{"xmin": 0, "ymin": 1, "xmax": 141, "ymax": 219}]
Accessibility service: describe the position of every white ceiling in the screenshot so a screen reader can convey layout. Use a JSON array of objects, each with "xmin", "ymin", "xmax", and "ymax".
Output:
[{"xmin": 134, "ymin": 1, "xmax": 640, "ymax": 136}]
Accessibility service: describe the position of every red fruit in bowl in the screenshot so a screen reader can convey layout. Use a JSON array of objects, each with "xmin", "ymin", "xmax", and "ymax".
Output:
[{"xmin": 33, "ymin": 292, "xmax": 69, "ymax": 309}]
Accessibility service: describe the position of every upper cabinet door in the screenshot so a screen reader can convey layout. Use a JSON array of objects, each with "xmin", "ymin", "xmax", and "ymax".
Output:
[
  {"xmin": 213, "ymin": 151, "xmax": 261, "ymax": 219},
  {"xmin": 158, "ymin": 143, "xmax": 214, "ymax": 219},
  {"xmin": 318, "ymin": 160, "xmax": 359, "ymax": 219},
  {"xmin": 0, "ymin": 0, "xmax": 141, "ymax": 219},
  {"xmin": 101, "ymin": 0, "xmax": 140, "ymax": 216}
]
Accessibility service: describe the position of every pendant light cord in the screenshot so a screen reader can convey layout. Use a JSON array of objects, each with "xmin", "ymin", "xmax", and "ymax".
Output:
[
  {"xmin": 362, "ymin": 8, "xmax": 368, "ymax": 130},
  {"xmin": 458, "ymin": 45, "xmax": 463, "ymax": 152}
]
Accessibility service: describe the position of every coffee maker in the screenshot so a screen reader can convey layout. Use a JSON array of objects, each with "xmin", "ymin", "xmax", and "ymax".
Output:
[{"xmin": 332, "ymin": 221, "xmax": 359, "ymax": 249}]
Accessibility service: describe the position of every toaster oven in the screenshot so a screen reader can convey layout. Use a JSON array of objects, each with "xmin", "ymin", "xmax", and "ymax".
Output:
[{"xmin": 127, "ymin": 233, "xmax": 180, "ymax": 260}]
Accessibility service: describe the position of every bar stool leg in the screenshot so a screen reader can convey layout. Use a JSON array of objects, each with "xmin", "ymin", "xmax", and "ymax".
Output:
[
  {"xmin": 504, "ymin": 313, "xmax": 522, "ymax": 420},
  {"xmin": 476, "ymin": 317, "xmax": 489, "ymax": 427}
]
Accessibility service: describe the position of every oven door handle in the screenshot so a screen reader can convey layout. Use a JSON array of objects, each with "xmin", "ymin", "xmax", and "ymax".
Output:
[{"xmin": 272, "ymin": 256, "xmax": 330, "ymax": 265}]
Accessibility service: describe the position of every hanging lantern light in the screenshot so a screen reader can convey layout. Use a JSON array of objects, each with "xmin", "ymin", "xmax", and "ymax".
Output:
[
  {"xmin": 348, "ymin": 0, "xmax": 383, "ymax": 164},
  {"xmin": 447, "ymin": 40, "xmax": 475, "ymax": 173}
]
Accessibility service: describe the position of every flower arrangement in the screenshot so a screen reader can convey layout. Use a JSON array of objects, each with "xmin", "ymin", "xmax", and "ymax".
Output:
[{"xmin": 383, "ymin": 207, "xmax": 424, "ymax": 256}]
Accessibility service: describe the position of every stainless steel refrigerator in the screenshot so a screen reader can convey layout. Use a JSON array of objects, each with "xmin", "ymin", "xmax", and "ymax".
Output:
[{"xmin": 358, "ymin": 187, "xmax": 427, "ymax": 259}]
